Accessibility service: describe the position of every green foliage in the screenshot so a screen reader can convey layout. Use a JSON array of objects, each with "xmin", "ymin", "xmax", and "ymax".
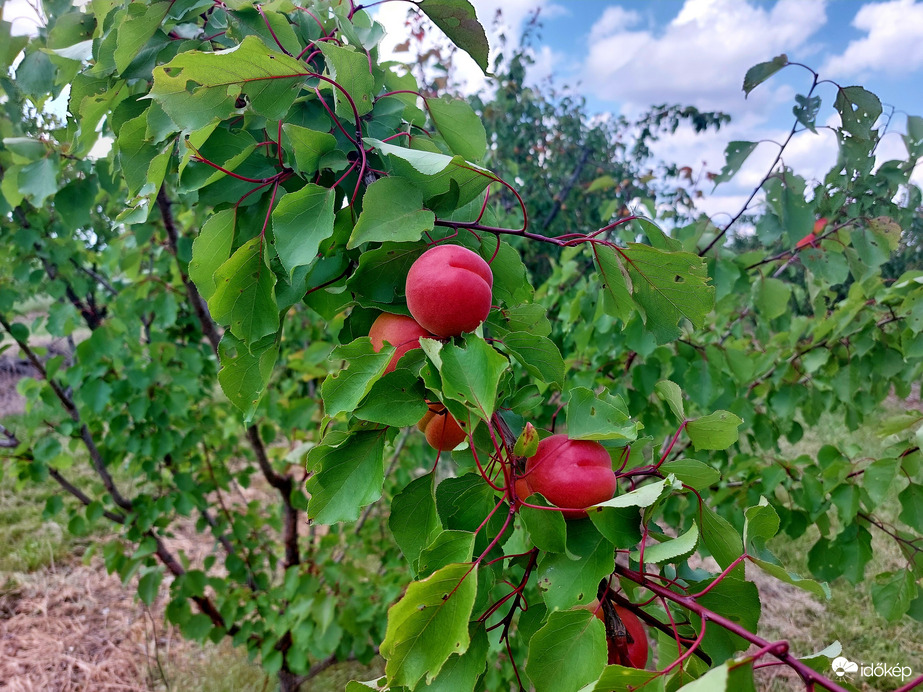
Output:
[{"xmin": 1, "ymin": 2, "xmax": 921, "ymax": 690}]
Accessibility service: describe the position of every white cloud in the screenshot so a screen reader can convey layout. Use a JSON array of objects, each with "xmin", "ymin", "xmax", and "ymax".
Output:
[
  {"xmin": 583, "ymin": 0, "xmax": 827, "ymax": 115},
  {"xmin": 374, "ymin": 0, "xmax": 566, "ymax": 95},
  {"xmin": 822, "ymin": 0, "xmax": 923, "ymax": 78},
  {"xmin": 588, "ymin": 6, "xmax": 642, "ymax": 44}
]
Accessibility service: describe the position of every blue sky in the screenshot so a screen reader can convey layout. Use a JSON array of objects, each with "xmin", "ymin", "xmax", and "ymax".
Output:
[{"xmin": 375, "ymin": 0, "xmax": 923, "ymax": 217}]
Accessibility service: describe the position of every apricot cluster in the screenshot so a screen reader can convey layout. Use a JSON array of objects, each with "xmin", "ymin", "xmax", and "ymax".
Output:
[{"xmin": 368, "ymin": 244, "xmax": 493, "ymax": 451}]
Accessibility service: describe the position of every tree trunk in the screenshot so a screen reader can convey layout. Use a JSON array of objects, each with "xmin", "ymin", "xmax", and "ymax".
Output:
[{"xmin": 278, "ymin": 669, "xmax": 300, "ymax": 692}]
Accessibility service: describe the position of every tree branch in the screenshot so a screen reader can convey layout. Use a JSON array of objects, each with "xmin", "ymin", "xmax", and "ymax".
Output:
[
  {"xmin": 157, "ymin": 185, "xmax": 301, "ymax": 568},
  {"xmin": 156, "ymin": 188, "xmax": 223, "ymax": 352}
]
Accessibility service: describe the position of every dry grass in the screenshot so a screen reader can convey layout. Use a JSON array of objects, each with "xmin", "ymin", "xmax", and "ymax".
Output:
[{"xmin": 0, "ymin": 561, "xmax": 167, "ymax": 690}]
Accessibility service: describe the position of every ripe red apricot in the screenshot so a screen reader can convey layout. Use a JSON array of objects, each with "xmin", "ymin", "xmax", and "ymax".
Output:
[
  {"xmin": 796, "ymin": 218, "xmax": 828, "ymax": 251},
  {"xmin": 516, "ymin": 434, "xmax": 616, "ymax": 519},
  {"xmin": 369, "ymin": 313, "xmax": 433, "ymax": 374},
  {"xmin": 405, "ymin": 245, "xmax": 493, "ymax": 338},
  {"xmin": 590, "ymin": 600, "xmax": 649, "ymax": 669},
  {"xmin": 417, "ymin": 405, "xmax": 468, "ymax": 451}
]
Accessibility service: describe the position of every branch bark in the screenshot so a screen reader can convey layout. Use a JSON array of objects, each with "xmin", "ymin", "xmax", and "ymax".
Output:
[{"xmin": 157, "ymin": 185, "xmax": 301, "ymax": 569}]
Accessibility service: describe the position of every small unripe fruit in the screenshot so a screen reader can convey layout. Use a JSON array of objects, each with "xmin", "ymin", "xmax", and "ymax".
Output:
[
  {"xmin": 517, "ymin": 434, "xmax": 616, "ymax": 519},
  {"xmin": 368, "ymin": 313, "xmax": 433, "ymax": 374},
  {"xmin": 405, "ymin": 245, "xmax": 493, "ymax": 338},
  {"xmin": 417, "ymin": 405, "xmax": 468, "ymax": 451}
]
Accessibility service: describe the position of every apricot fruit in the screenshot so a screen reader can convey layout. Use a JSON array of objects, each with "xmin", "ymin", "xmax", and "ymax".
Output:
[
  {"xmin": 590, "ymin": 600, "xmax": 649, "ymax": 669},
  {"xmin": 516, "ymin": 434, "xmax": 616, "ymax": 519},
  {"xmin": 369, "ymin": 312, "xmax": 433, "ymax": 374},
  {"xmin": 405, "ymin": 245, "xmax": 493, "ymax": 338},
  {"xmin": 417, "ymin": 405, "xmax": 468, "ymax": 451}
]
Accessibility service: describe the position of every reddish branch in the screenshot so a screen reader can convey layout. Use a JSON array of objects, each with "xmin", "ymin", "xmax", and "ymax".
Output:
[{"xmin": 615, "ymin": 564, "xmax": 852, "ymax": 691}]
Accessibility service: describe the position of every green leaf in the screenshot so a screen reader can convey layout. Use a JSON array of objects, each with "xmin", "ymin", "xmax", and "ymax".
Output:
[
  {"xmin": 79, "ymin": 379, "xmax": 111, "ymax": 414},
  {"xmin": 631, "ymin": 523, "xmax": 698, "ymax": 564},
  {"xmin": 525, "ymin": 609, "xmax": 606, "ymax": 692},
  {"xmin": 114, "ymin": 2, "xmax": 171, "ymax": 74},
  {"xmin": 714, "ymin": 141, "xmax": 758, "ymax": 185},
  {"xmin": 871, "ymin": 570, "xmax": 916, "ymax": 621},
  {"xmin": 742, "ymin": 55, "xmax": 787, "ymax": 95},
  {"xmin": 390, "ymin": 474, "xmax": 441, "ymax": 569},
  {"xmin": 536, "ymin": 521, "xmax": 614, "ymax": 611},
  {"xmin": 584, "ymin": 665, "xmax": 661, "ymax": 691},
  {"xmin": 348, "ymin": 177, "xmax": 435, "ymax": 249},
  {"xmin": 594, "ymin": 478, "xmax": 668, "ymax": 511},
  {"xmin": 282, "ymin": 124, "xmax": 337, "ymax": 176},
  {"xmin": 700, "ymin": 506, "xmax": 743, "ymax": 569},
  {"xmin": 349, "ymin": 241, "xmax": 424, "ymax": 303},
  {"xmin": 594, "ymin": 244, "xmax": 634, "ymax": 323},
  {"xmin": 622, "ymin": 244, "xmax": 714, "ymax": 344},
  {"xmin": 320, "ymin": 338, "xmax": 393, "ymax": 418},
  {"xmin": 18, "ymin": 158, "xmax": 60, "ymax": 206},
  {"xmin": 306, "ymin": 430, "xmax": 387, "ymax": 524},
  {"xmin": 271, "ymin": 183, "xmax": 336, "ymax": 278},
  {"xmin": 438, "ymin": 334, "xmax": 508, "ymax": 420},
  {"xmin": 425, "ymin": 96, "xmax": 487, "ymax": 161},
  {"xmin": 659, "ymin": 459, "xmax": 719, "ymax": 490},
  {"xmin": 654, "ymin": 380, "xmax": 685, "ymax": 421},
  {"xmin": 862, "ymin": 457, "xmax": 900, "ymax": 508},
  {"xmin": 754, "ymin": 276, "xmax": 792, "ymax": 321},
  {"xmin": 693, "ymin": 576, "xmax": 760, "ymax": 661},
  {"xmin": 588, "ymin": 505, "xmax": 641, "ymax": 549},
  {"xmin": 381, "ymin": 562, "xmax": 478, "ymax": 688},
  {"xmin": 54, "ymin": 177, "xmax": 97, "ymax": 232},
  {"xmin": 150, "ymin": 35, "xmax": 308, "ymax": 131},
  {"xmin": 354, "ymin": 370, "xmax": 429, "ymax": 427},
  {"xmin": 749, "ymin": 555, "xmax": 830, "ymax": 600},
  {"xmin": 208, "ymin": 236, "xmax": 279, "ymax": 345},
  {"xmin": 179, "ymin": 127, "xmax": 257, "ymax": 191},
  {"xmin": 417, "ymin": 0, "xmax": 489, "ymax": 73},
  {"xmin": 0, "ymin": 21, "xmax": 29, "ymax": 72},
  {"xmin": 16, "ymin": 50, "xmax": 57, "ymax": 98},
  {"xmin": 686, "ymin": 411, "xmax": 742, "ymax": 451},
  {"xmin": 743, "ymin": 499, "xmax": 780, "ymax": 552},
  {"xmin": 138, "ymin": 568, "xmax": 163, "ymax": 606},
  {"xmin": 190, "ymin": 208, "xmax": 235, "ymax": 300},
  {"xmin": 834, "ymin": 86, "xmax": 882, "ymax": 139},
  {"xmin": 676, "ymin": 660, "xmax": 756, "ymax": 691},
  {"xmin": 898, "ymin": 483, "xmax": 923, "ymax": 532},
  {"xmin": 416, "ymin": 530, "xmax": 475, "ymax": 578},
  {"xmin": 521, "ymin": 497, "xmax": 568, "ymax": 553},
  {"xmin": 217, "ymin": 332, "xmax": 280, "ymax": 420},
  {"xmin": 565, "ymin": 387, "xmax": 638, "ymax": 441},
  {"xmin": 364, "ymin": 138, "xmax": 497, "ymax": 213},
  {"xmin": 318, "ymin": 42, "xmax": 375, "ymax": 118},
  {"xmin": 424, "ymin": 624, "xmax": 489, "ymax": 692},
  {"xmin": 500, "ymin": 331, "xmax": 565, "ymax": 387},
  {"xmin": 793, "ymin": 94, "xmax": 822, "ymax": 133}
]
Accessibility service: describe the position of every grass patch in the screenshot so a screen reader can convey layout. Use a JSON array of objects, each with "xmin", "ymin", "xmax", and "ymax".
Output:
[
  {"xmin": 0, "ymin": 464, "xmax": 86, "ymax": 575},
  {"xmin": 159, "ymin": 640, "xmax": 384, "ymax": 691}
]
